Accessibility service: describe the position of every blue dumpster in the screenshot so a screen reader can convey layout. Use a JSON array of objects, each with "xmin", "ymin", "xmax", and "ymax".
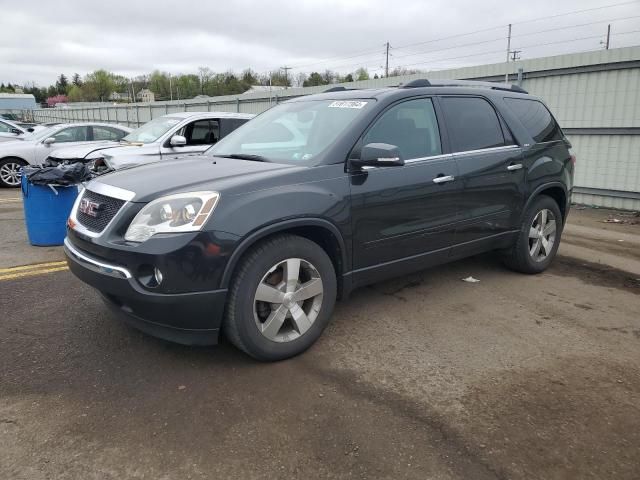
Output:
[{"xmin": 21, "ymin": 174, "xmax": 79, "ymax": 246}]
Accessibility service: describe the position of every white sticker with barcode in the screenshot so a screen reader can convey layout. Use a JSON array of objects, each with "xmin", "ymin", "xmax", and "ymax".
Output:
[{"xmin": 328, "ymin": 101, "xmax": 368, "ymax": 109}]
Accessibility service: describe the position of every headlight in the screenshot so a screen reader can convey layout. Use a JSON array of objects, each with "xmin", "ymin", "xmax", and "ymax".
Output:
[{"xmin": 124, "ymin": 191, "xmax": 220, "ymax": 242}]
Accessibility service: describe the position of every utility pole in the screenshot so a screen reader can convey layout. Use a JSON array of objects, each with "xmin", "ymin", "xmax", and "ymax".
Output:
[
  {"xmin": 169, "ymin": 73, "xmax": 173, "ymax": 101},
  {"xmin": 385, "ymin": 42, "xmax": 390, "ymax": 77},
  {"xmin": 605, "ymin": 24, "xmax": 611, "ymax": 49},
  {"xmin": 505, "ymin": 23, "xmax": 512, "ymax": 83},
  {"xmin": 280, "ymin": 66, "xmax": 291, "ymax": 89}
]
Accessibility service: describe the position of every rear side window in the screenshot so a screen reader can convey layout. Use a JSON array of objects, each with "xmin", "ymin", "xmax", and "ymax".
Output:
[
  {"xmin": 440, "ymin": 97, "xmax": 506, "ymax": 152},
  {"xmin": 93, "ymin": 126, "xmax": 126, "ymax": 141},
  {"xmin": 504, "ymin": 98, "xmax": 563, "ymax": 143}
]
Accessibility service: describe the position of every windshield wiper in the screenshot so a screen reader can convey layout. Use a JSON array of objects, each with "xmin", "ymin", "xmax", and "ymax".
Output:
[{"xmin": 216, "ymin": 153, "xmax": 269, "ymax": 162}]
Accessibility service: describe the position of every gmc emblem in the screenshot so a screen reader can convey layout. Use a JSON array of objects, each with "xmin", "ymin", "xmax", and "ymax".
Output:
[{"xmin": 78, "ymin": 198, "xmax": 103, "ymax": 218}]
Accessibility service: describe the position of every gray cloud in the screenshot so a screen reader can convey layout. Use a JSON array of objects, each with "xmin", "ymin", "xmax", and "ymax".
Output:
[{"xmin": 0, "ymin": 0, "xmax": 638, "ymax": 86}]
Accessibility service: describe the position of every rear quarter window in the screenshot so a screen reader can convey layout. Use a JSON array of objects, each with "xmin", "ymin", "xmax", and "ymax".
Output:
[{"xmin": 504, "ymin": 98, "xmax": 564, "ymax": 143}]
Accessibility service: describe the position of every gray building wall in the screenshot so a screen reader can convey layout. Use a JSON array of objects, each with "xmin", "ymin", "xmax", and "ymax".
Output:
[
  {"xmin": 28, "ymin": 46, "xmax": 640, "ymax": 209},
  {"xmin": 0, "ymin": 93, "xmax": 37, "ymax": 112}
]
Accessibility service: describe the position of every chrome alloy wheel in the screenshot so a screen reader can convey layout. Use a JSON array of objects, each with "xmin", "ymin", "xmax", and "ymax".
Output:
[
  {"xmin": 0, "ymin": 161, "xmax": 22, "ymax": 187},
  {"xmin": 253, "ymin": 258, "xmax": 324, "ymax": 343},
  {"xmin": 529, "ymin": 208, "xmax": 557, "ymax": 262}
]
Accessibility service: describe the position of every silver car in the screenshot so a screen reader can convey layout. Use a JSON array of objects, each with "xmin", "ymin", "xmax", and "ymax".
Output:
[
  {"xmin": 0, "ymin": 122, "xmax": 132, "ymax": 187},
  {"xmin": 48, "ymin": 112, "xmax": 254, "ymax": 172},
  {"xmin": 0, "ymin": 118, "xmax": 47, "ymax": 143}
]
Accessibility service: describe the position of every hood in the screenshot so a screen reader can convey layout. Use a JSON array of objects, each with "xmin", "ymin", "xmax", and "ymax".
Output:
[
  {"xmin": 101, "ymin": 144, "xmax": 161, "ymax": 169},
  {"xmin": 48, "ymin": 141, "xmax": 123, "ymax": 160},
  {"xmin": 92, "ymin": 156, "xmax": 301, "ymax": 202}
]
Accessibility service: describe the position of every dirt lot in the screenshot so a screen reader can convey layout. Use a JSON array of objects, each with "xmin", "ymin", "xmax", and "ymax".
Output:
[{"xmin": 1, "ymin": 187, "xmax": 639, "ymax": 480}]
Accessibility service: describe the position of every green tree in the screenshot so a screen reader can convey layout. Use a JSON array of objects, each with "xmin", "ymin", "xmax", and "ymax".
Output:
[
  {"xmin": 303, "ymin": 72, "xmax": 327, "ymax": 87},
  {"xmin": 72, "ymin": 73, "xmax": 82, "ymax": 87},
  {"xmin": 355, "ymin": 68, "xmax": 370, "ymax": 81},
  {"xmin": 67, "ymin": 85, "xmax": 84, "ymax": 102},
  {"xmin": 241, "ymin": 69, "xmax": 259, "ymax": 88},
  {"xmin": 84, "ymin": 69, "xmax": 116, "ymax": 101},
  {"xmin": 174, "ymin": 74, "xmax": 200, "ymax": 99},
  {"xmin": 198, "ymin": 67, "xmax": 213, "ymax": 94},
  {"xmin": 149, "ymin": 71, "xmax": 171, "ymax": 100},
  {"xmin": 55, "ymin": 74, "xmax": 68, "ymax": 94}
]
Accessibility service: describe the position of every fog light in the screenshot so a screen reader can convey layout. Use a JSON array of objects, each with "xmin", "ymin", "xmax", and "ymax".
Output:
[
  {"xmin": 154, "ymin": 267, "xmax": 163, "ymax": 285},
  {"xmin": 137, "ymin": 264, "xmax": 163, "ymax": 288}
]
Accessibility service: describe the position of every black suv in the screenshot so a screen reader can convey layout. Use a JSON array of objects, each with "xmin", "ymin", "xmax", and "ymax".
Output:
[{"xmin": 65, "ymin": 79, "xmax": 574, "ymax": 361}]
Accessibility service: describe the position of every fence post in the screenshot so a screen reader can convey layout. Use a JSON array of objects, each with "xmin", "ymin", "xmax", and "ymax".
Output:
[
  {"xmin": 125, "ymin": 105, "xmax": 129, "ymax": 127},
  {"xmin": 149, "ymin": 103, "xmax": 153, "ymax": 120},
  {"xmin": 183, "ymin": 102, "xmax": 187, "ymax": 112},
  {"xmin": 236, "ymin": 98, "xmax": 240, "ymax": 113},
  {"xmin": 207, "ymin": 101, "xmax": 211, "ymax": 112}
]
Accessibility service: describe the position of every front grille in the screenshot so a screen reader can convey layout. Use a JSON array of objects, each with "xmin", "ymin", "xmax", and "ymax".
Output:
[{"xmin": 76, "ymin": 189, "xmax": 126, "ymax": 233}]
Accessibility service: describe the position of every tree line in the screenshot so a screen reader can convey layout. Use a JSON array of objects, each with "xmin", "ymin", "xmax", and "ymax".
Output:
[{"xmin": 1, "ymin": 66, "xmax": 421, "ymax": 105}]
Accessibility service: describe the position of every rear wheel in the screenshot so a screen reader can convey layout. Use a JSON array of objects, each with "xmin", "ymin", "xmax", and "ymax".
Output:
[
  {"xmin": 224, "ymin": 234, "xmax": 337, "ymax": 361},
  {"xmin": 503, "ymin": 195, "xmax": 563, "ymax": 274},
  {"xmin": 0, "ymin": 158, "xmax": 27, "ymax": 188}
]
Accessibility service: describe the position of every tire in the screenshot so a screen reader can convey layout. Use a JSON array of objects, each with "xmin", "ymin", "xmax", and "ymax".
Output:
[
  {"xmin": 503, "ymin": 195, "xmax": 563, "ymax": 274},
  {"xmin": 0, "ymin": 158, "xmax": 27, "ymax": 188},
  {"xmin": 223, "ymin": 234, "xmax": 337, "ymax": 361}
]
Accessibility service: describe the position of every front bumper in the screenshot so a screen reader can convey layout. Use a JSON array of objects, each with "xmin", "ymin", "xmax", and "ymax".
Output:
[{"xmin": 64, "ymin": 237, "xmax": 227, "ymax": 345}]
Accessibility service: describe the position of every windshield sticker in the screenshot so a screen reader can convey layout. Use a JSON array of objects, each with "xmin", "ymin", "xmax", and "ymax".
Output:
[{"xmin": 328, "ymin": 101, "xmax": 368, "ymax": 109}]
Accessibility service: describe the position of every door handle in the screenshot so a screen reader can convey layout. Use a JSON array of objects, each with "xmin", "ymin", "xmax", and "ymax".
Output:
[
  {"xmin": 507, "ymin": 163, "xmax": 523, "ymax": 171},
  {"xmin": 433, "ymin": 175, "xmax": 455, "ymax": 184}
]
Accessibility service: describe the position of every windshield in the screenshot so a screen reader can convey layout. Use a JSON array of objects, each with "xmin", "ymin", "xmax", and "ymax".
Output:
[
  {"xmin": 207, "ymin": 99, "xmax": 374, "ymax": 164},
  {"xmin": 122, "ymin": 116, "xmax": 181, "ymax": 144},
  {"xmin": 29, "ymin": 126, "xmax": 57, "ymax": 141}
]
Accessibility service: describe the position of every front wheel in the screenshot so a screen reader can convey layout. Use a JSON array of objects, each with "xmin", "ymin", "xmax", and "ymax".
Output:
[
  {"xmin": 0, "ymin": 158, "xmax": 27, "ymax": 188},
  {"xmin": 503, "ymin": 195, "xmax": 563, "ymax": 274},
  {"xmin": 224, "ymin": 234, "xmax": 337, "ymax": 361}
]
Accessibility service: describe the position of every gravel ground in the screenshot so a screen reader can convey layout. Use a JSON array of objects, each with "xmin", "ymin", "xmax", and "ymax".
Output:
[{"xmin": 1, "ymin": 188, "xmax": 639, "ymax": 479}]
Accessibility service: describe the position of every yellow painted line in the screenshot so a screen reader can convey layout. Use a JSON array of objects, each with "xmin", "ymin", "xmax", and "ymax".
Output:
[
  {"xmin": 0, "ymin": 261, "xmax": 67, "ymax": 274},
  {"xmin": 0, "ymin": 265, "xmax": 69, "ymax": 281}
]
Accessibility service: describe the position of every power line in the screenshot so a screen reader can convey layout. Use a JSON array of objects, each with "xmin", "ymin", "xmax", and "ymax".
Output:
[
  {"xmin": 391, "ymin": 30, "xmax": 640, "ymax": 71},
  {"xmin": 512, "ymin": 0, "xmax": 639, "ymax": 25},
  {"xmin": 357, "ymin": 15, "xmax": 639, "ymax": 72},
  {"xmin": 287, "ymin": 46, "xmax": 385, "ymax": 70},
  {"xmin": 285, "ymin": 0, "xmax": 640, "ymax": 74},
  {"xmin": 511, "ymin": 14, "xmax": 640, "ymax": 38}
]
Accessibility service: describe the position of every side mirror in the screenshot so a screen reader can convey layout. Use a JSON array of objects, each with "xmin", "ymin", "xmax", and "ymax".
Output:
[
  {"xmin": 10, "ymin": 128, "xmax": 22, "ymax": 135},
  {"xmin": 351, "ymin": 143, "xmax": 404, "ymax": 169},
  {"xmin": 170, "ymin": 135, "xmax": 187, "ymax": 147},
  {"xmin": 43, "ymin": 137, "xmax": 56, "ymax": 145},
  {"xmin": 27, "ymin": 127, "xmax": 35, "ymax": 133}
]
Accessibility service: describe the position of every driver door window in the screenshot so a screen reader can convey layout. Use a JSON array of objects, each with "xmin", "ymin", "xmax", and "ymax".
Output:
[
  {"xmin": 0, "ymin": 122, "xmax": 12, "ymax": 133},
  {"xmin": 181, "ymin": 120, "xmax": 220, "ymax": 146},
  {"xmin": 51, "ymin": 126, "xmax": 89, "ymax": 143},
  {"xmin": 362, "ymin": 98, "xmax": 442, "ymax": 160}
]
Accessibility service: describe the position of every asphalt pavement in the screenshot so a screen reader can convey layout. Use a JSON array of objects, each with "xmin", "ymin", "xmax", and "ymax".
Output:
[{"xmin": 1, "ymin": 187, "xmax": 639, "ymax": 479}]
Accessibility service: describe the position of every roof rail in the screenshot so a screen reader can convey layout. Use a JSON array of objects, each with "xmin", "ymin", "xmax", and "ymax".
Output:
[
  {"xmin": 323, "ymin": 86, "xmax": 360, "ymax": 93},
  {"xmin": 400, "ymin": 78, "xmax": 528, "ymax": 94}
]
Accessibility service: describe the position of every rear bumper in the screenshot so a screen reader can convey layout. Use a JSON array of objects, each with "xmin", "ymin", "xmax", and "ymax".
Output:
[{"xmin": 64, "ymin": 237, "xmax": 226, "ymax": 345}]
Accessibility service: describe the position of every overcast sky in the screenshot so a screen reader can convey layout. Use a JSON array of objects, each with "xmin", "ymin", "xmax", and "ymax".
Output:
[{"xmin": 1, "ymin": 0, "xmax": 639, "ymax": 86}]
